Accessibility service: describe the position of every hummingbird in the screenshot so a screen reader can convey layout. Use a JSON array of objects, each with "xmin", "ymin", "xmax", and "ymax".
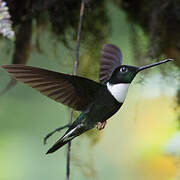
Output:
[{"xmin": 1, "ymin": 44, "xmax": 173, "ymax": 154}]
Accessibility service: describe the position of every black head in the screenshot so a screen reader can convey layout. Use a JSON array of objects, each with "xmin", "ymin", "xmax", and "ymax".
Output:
[{"xmin": 109, "ymin": 59, "xmax": 173, "ymax": 84}]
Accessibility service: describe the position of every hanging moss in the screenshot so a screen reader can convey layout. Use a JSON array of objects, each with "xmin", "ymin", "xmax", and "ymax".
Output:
[
  {"xmin": 6, "ymin": 0, "xmax": 108, "ymax": 45},
  {"xmin": 113, "ymin": 0, "xmax": 180, "ymax": 67}
]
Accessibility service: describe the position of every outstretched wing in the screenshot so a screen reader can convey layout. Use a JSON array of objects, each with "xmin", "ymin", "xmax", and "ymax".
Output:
[
  {"xmin": 99, "ymin": 44, "xmax": 122, "ymax": 84},
  {"xmin": 2, "ymin": 65, "xmax": 102, "ymax": 111}
]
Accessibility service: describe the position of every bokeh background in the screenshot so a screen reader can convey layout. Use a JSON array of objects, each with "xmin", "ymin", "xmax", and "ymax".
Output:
[{"xmin": 0, "ymin": 1, "xmax": 180, "ymax": 180}]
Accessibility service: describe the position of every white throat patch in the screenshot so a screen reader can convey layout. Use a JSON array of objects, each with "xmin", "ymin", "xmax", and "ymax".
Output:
[{"xmin": 106, "ymin": 82, "xmax": 130, "ymax": 103}]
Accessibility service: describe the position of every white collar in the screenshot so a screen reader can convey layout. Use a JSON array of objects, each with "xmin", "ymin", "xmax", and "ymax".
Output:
[{"xmin": 106, "ymin": 82, "xmax": 130, "ymax": 103}]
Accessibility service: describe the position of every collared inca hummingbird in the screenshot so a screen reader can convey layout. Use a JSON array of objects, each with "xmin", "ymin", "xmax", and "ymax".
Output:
[{"xmin": 1, "ymin": 44, "xmax": 173, "ymax": 154}]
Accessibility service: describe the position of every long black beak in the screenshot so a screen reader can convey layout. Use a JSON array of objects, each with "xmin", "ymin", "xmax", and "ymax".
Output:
[{"xmin": 137, "ymin": 59, "xmax": 173, "ymax": 72}]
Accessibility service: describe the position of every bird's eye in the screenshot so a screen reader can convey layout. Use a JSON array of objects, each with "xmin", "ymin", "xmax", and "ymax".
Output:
[{"xmin": 120, "ymin": 66, "xmax": 128, "ymax": 73}]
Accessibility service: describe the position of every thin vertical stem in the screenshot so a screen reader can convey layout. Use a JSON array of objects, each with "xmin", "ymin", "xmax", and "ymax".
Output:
[
  {"xmin": 66, "ymin": 1, "xmax": 85, "ymax": 180},
  {"xmin": 73, "ymin": 0, "xmax": 85, "ymax": 76}
]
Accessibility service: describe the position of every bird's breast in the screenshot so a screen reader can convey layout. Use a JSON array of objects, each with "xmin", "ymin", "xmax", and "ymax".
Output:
[{"xmin": 106, "ymin": 82, "xmax": 130, "ymax": 103}]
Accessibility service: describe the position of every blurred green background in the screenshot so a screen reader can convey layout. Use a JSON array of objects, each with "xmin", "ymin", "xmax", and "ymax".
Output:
[{"xmin": 0, "ymin": 1, "xmax": 179, "ymax": 180}]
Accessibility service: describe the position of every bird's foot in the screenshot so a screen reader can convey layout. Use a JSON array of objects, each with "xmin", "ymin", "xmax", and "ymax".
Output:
[
  {"xmin": 97, "ymin": 121, "xmax": 107, "ymax": 130},
  {"xmin": 44, "ymin": 124, "xmax": 70, "ymax": 145}
]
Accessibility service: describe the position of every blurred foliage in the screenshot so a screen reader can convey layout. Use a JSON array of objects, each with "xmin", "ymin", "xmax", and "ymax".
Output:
[
  {"xmin": 113, "ymin": 0, "xmax": 180, "ymax": 68},
  {"xmin": 6, "ymin": 0, "xmax": 108, "ymax": 46},
  {"xmin": 4, "ymin": 0, "xmax": 180, "ymax": 67},
  {"xmin": 177, "ymin": 89, "xmax": 180, "ymax": 125}
]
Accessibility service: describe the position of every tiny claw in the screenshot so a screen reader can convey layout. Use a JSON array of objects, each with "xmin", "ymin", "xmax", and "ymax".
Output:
[{"xmin": 97, "ymin": 121, "xmax": 107, "ymax": 130}]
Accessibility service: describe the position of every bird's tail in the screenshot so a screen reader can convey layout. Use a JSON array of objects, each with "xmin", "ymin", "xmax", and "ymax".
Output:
[
  {"xmin": 46, "ymin": 126, "xmax": 80, "ymax": 154},
  {"xmin": 46, "ymin": 137, "xmax": 71, "ymax": 154}
]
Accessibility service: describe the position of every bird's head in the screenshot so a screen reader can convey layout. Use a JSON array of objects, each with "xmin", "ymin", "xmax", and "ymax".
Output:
[{"xmin": 109, "ymin": 59, "xmax": 173, "ymax": 84}]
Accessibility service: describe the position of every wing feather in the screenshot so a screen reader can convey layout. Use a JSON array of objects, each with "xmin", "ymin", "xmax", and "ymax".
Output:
[
  {"xmin": 2, "ymin": 65, "xmax": 102, "ymax": 111},
  {"xmin": 99, "ymin": 44, "xmax": 122, "ymax": 83}
]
